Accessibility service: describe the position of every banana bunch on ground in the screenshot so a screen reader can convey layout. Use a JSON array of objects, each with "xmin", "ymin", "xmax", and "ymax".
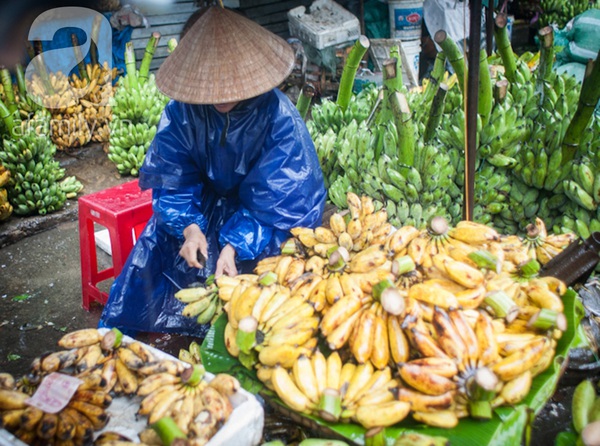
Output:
[
  {"xmin": 0, "ymin": 164, "xmax": 12, "ymax": 221},
  {"xmin": 71, "ymin": 62, "xmax": 118, "ymax": 143},
  {"xmin": 174, "ymin": 277, "xmax": 223, "ymax": 325},
  {"xmin": 0, "ymin": 65, "xmax": 42, "ymax": 122},
  {"xmin": 539, "ymin": 0, "xmax": 590, "ymax": 28},
  {"xmin": 521, "ymin": 217, "xmax": 577, "ymax": 264},
  {"xmin": 264, "ymin": 353, "xmax": 409, "ymax": 430},
  {"xmin": 28, "ymin": 71, "xmax": 92, "ymax": 150},
  {"xmin": 0, "ymin": 376, "xmax": 112, "ymax": 445},
  {"xmin": 0, "ymin": 113, "xmax": 79, "ymax": 216},
  {"xmin": 108, "ymin": 38, "xmax": 170, "ymax": 177}
]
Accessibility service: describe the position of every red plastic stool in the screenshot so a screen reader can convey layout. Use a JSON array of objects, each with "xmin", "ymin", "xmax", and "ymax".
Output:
[{"xmin": 78, "ymin": 179, "xmax": 153, "ymax": 310}]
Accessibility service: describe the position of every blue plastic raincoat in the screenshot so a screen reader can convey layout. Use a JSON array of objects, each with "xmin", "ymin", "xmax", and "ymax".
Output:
[{"xmin": 99, "ymin": 89, "xmax": 327, "ymax": 336}]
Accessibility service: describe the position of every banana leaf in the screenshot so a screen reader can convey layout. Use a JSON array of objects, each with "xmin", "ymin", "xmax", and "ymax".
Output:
[{"xmin": 201, "ymin": 289, "xmax": 587, "ymax": 446}]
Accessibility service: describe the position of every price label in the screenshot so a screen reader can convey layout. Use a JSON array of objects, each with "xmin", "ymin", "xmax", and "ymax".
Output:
[{"xmin": 26, "ymin": 372, "xmax": 83, "ymax": 413}]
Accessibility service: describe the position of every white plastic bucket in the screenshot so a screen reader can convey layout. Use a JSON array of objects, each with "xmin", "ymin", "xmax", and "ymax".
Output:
[
  {"xmin": 402, "ymin": 39, "xmax": 421, "ymax": 82},
  {"xmin": 388, "ymin": 0, "xmax": 424, "ymax": 41}
]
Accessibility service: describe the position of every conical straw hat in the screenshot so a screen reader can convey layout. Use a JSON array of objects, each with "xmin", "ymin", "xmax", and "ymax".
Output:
[{"xmin": 156, "ymin": 6, "xmax": 295, "ymax": 104}]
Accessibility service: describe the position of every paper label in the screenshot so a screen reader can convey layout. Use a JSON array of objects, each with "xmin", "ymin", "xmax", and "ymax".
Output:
[{"xmin": 26, "ymin": 372, "xmax": 83, "ymax": 413}]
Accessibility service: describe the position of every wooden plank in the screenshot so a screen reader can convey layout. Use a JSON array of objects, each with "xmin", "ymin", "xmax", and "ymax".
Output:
[
  {"xmin": 141, "ymin": 1, "xmax": 198, "ymax": 16},
  {"xmin": 265, "ymin": 22, "xmax": 291, "ymax": 36},
  {"xmin": 143, "ymin": 12, "xmax": 196, "ymax": 27},
  {"xmin": 149, "ymin": 56, "xmax": 168, "ymax": 72},
  {"xmin": 131, "ymin": 23, "xmax": 185, "ymax": 40},
  {"xmin": 250, "ymin": 10, "xmax": 289, "ymax": 26},
  {"xmin": 240, "ymin": 0, "xmax": 300, "ymax": 7},
  {"xmin": 243, "ymin": 0, "xmax": 309, "ymax": 19}
]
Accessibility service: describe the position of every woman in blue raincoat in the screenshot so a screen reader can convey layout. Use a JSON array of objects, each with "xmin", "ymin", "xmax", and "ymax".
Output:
[{"xmin": 99, "ymin": 6, "xmax": 327, "ymax": 336}]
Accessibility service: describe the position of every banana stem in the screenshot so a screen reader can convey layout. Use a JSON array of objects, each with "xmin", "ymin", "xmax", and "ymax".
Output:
[
  {"xmin": 380, "ymin": 287, "xmax": 406, "ymax": 316},
  {"xmin": 100, "ymin": 327, "xmax": 123, "ymax": 350},
  {"xmin": 469, "ymin": 400, "xmax": 493, "ymax": 420},
  {"xmin": 125, "ymin": 42, "xmax": 138, "ymax": 89},
  {"xmin": 561, "ymin": 51, "xmax": 600, "ymax": 163},
  {"xmin": 139, "ymin": 32, "xmax": 161, "ymax": 84},
  {"xmin": 478, "ymin": 49, "xmax": 493, "ymax": 126},
  {"xmin": 236, "ymin": 316, "xmax": 258, "ymax": 354},
  {"xmin": 151, "ymin": 416, "xmax": 187, "ymax": 445},
  {"xmin": 493, "ymin": 13, "xmax": 517, "ymax": 84},
  {"xmin": 281, "ymin": 238, "xmax": 300, "ymax": 256},
  {"xmin": 493, "ymin": 79, "xmax": 508, "ymax": 103},
  {"xmin": 537, "ymin": 26, "xmax": 554, "ymax": 83},
  {"xmin": 466, "ymin": 367, "xmax": 499, "ymax": 401},
  {"xmin": 168, "ymin": 38, "xmax": 178, "ymax": 54},
  {"xmin": 429, "ymin": 215, "xmax": 449, "ymax": 236},
  {"xmin": 0, "ymin": 98, "xmax": 16, "ymax": 137},
  {"xmin": 32, "ymin": 41, "xmax": 55, "ymax": 95},
  {"xmin": 389, "ymin": 45, "xmax": 404, "ymax": 92},
  {"xmin": 421, "ymin": 52, "xmax": 446, "ymax": 106},
  {"xmin": 372, "ymin": 279, "xmax": 395, "ymax": 301},
  {"xmin": 14, "ymin": 64, "xmax": 27, "ymax": 100},
  {"xmin": 389, "ymin": 91, "xmax": 415, "ymax": 166},
  {"xmin": 423, "ymin": 82, "xmax": 449, "ymax": 143},
  {"xmin": 0, "ymin": 68, "xmax": 17, "ymax": 114},
  {"xmin": 392, "ymin": 255, "xmax": 416, "ymax": 276},
  {"xmin": 329, "ymin": 247, "xmax": 350, "ymax": 272},
  {"xmin": 518, "ymin": 258, "xmax": 541, "ymax": 278},
  {"xmin": 296, "ymin": 83, "xmax": 315, "ymax": 120},
  {"xmin": 364, "ymin": 427, "xmax": 386, "ymax": 446},
  {"xmin": 336, "ymin": 35, "xmax": 370, "ymax": 112},
  {"xmin": 483, "ymin": 290, "xmax": 519, "ymax": 323},
  {"xmin": 434, "ymin": 30, "xmax": 466, "ymax": 94},
  {"xmin": 71, "ymin": 33, "xmax": 89, "ymax": 81},
  {"xmin": 181, "ymin": 363, "xmax": 206, "ymax": 386},
  {"xmin": 468, "ymin": 249, "xmax": 499, "ymax": 271},
  {"xmin": 259, "ymin": 271, "xmax": 278, "ymax": 286},
  {"xmin": 527, "ymin": 309, "xmax": 567, "ymax": 332},
  {"xmin": 90, "ymin": 14, "xmax": 102, "ymax": 66},
  {"xmin": 318, "ymin": 388, "xmax": 342, "ymax": 422}
]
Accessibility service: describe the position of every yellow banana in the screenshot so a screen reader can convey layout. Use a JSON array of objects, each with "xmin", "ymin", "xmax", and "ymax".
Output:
[
  {"xmin": 326, "ymin": 351, "xmax": 343, "ymax": 391},
  {"xmin": 397, "ymin": 388, "xmax": 455, "ymax": 412},
  {"xmin": 271, "ymin": 366, "xmax": 314, "ymax": 413},
  {"xmin": 388, "ymin": 315, "xmax": 410, "ymax": 364},
  {"xmin": 265, "ymin": 317, "xmax": 318, "ymax": 347},
  {"xmin": 58, "ymin": 328, "xmax": 102, "ymax": 349},
  {"xmin": 343, "ymin": 362, "xmax": 374, "ymax": 404},
  {"xmin": 432, "ymin": 306, "xmax": 467, "ymax": 365},
  {"xmin": 232, "ymin": 285, "xmax": 263, "ymax": 325},
  {"xmin": 474, "ymin": 311, "xmax": 500, "ymax": 366},
  {"xmin": 412, "ymin": 409, "xmax": 459, "ymax": 428},
  {"xmin": 138, "ymin": 384, "xmax": 179, "ymax": 416},
  {"xmin": 115, "ymin": 357, "xmax": 139, "ymax": 395},
  {"xmin": 434, "ymin": 254, "xmax": 485, "ymax": 288},
  {"xmin": 304, "ymin": 255, "xmax": 327, "ymax": 276},
  {"xmin": 224, "ymin": 322, "xmax": 240, "ymax": 357},
  {"xmin": 455, "ymin": 285, "xmax": 486, "ymax": 309},
  {"xmin": 408, "ymin": 282, "xmax": 459, "ymax": 309},
  {"xmin": 315, "ymin": 226, "xmax": 338, "ymax": 244},
  {"xmin": 311, "ymin": 349, "xmax": 328, "ymax": 395},
  {"xmin": 386, "ymin": 225, "xmax": 421, "ymax": 255},
  {"xmin": 398, "ymin": 363, "xmax": 457, "ymax": 395},
  {"xmin": 339, "ymin": 272, "xmax": 364, "ymax": 299},
  {"xmin": 258, "ymin": 343, "xmax": 303, "ymax": 368},
  {"xmin": 346, "ymin": 192, "xmax": 362, "ymax": 219},
  {"xmin": 116, "ymin": 346, "xmax": 144, "ymax": 370},
  {"xmin": 350, "ymin": 309, "xmax": 375, "ymax": 364},
  {"xmin": 325, "ymin": 307, "xmax": 362, "ymax": 350},
  {"xmin": 291, "ymin": 227, "xmax": 319, "ymax": 248},
  {"xmin": 330, "ymin": 212, "xmax": 347, "ymax": 236},
  {"xmin": 308, "ymin": 279, "xmax": 328, "ymax": 312},
  {"xmin": 448, "ymin": 307, "xmax": 480, "ymax": 369},
  {"xmin": 293, "ymin": 354, "xmax": 320, "ymax": 404},
  {"xmin": 346, "ymin": 367, "xmax": 392, "ymax": 406},
  {"xmin": 148, "ymin": 389, "xmax": 184, "ymax": 424},
  {"xmin": 347, "ymin": 217, "xmax": 363, "ymax": 239},
  {"xmin": 499, "ymin": 370, "xmax": 532, "ymax": 405},
  {"xmin": 283, "ymin": 259, "xmax": 306, "ymax": 286},
  {"xmin": 524, "ymin": 279, "xmax": 564, "ymax": 312},
  {"xmin": 320, "ymin": 295, "xmax": 362, "ymax": 336},
  {"xmin": 370, "ymin": 308, "xmax": 390, "ymax": 370},
  {"xmin": 449, "ymin": 221, "xmax": 500, "ymax": 244},
  {"xmin": 492, "ymin": 337, "xmax": 549, "ymax": 381},
  {"xmin": 56, "ymin": 409, "xmax": 77, "ymax": 441},
  {"xmin": 338, "ymin": 231, "xmax": 355, "ymax": 251},
  {"xmin": 325, "ymin": 273, "xmax": 345, "ymax": 305},
  {"xmin": 36, "ymin": 412, "xmax": 59, "ymax": 440},
  {"xmin": 67, "ymin": 400, "xmax": 109, "ymax": 430},
  {"xmin": 200, "ymin": 386, "xmax": 233, "ymax": 423},
  {"xmin": 406, "ymin": 357, "xmax": 458, "ymax": 378},
  {"xmin": 258, "ymin": 287, "xmax": 291, "ymax": 324},
  {"xmin": 355, "ymin": 400, "xmax": 411, "ymax": 429},
  {"xmin": 339, "ymin": 362, "xmax": 357, "ymax": 399},
  {"xmin": 0, "ymin": 389, "xmax": 28, "ymax": 409}
]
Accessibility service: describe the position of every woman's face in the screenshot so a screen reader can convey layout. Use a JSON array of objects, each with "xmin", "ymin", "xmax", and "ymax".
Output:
[{"xmin": 213, "ymin": 101, "xmax": 240, "ymax": 113}]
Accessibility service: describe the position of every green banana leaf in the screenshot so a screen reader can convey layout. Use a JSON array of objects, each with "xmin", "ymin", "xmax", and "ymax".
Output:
[{"xmin": 201, "ymin": 289, "xmax": 587, "ymax": 446}]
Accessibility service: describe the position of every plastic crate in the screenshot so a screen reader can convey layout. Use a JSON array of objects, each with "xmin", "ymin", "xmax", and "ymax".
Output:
[{"xmin": 288, "ymin": 0, "xmax": 360, "ymax": 50}]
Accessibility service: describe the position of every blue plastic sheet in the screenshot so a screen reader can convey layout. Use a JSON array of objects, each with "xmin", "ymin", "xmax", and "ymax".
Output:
[{"xmin": 99, "ymin": 89, "xmax": 327, "ymax": 336}]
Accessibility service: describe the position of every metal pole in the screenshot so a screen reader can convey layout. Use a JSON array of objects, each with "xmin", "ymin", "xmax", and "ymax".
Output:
[
  {"xmin": 486, "ymin": 3, "xmax": 494, "ymax": 56},
  {"xmin": 464, "ymin": 0, "xmax": 483, "ymax": 221}
]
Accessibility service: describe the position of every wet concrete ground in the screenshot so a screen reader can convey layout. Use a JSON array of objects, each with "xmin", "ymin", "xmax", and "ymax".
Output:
[{"xmin": 0, "ymin": 144, "xmax": 594, "ymax": 445}]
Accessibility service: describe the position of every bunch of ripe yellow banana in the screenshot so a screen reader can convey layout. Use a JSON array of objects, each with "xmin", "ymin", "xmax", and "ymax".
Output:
[
  {"xmin": 261, "ymin": 352, "xmax": 410, "ymax": 430},
  {"xmin": 521, "ymin": 217, "xmax": 578, "ymax": 265},
  {"xmin": 175, "ymin": 278, "xmax": 223, "ymax": 325},
  {"xmin": 0, "ymin": 371, "xmax": 112, "ymax": 445},
  {"xmin": 71, "ymin": 62, "xmax": 117, "ymax": 143},
  {"xmin": 0, "ymin": 164, "xmax": 12, "ymax": 221},
  {"xmin": 213, "ymin": 192, "xmax": 575, "ymax": 429},
  {"xmin": 136, "ymin": 366, "xmax": 238, "ymax": 439}
]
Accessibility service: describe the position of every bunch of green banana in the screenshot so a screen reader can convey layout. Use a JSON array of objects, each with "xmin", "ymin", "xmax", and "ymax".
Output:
[
  {"xmin": 307, "ymin": 84, "xmax": 378, "ymax": 136},
  {"xmin": 174, "ymin": 277, "xmax": 223, "ymax": 325},
  {"xmin": 178, "ymin": 340, "xmax": 203, "ymax": 365},
  {"xmin": 108, "ymin": 38, "xmax": 170, "ymax": 177},
  {"xmin": 557, "ymin": 379, "xmax": 600, "ymax": 446},
  {"xmin": 0, "ymin": 164, "xmax": 12, "ymax": 221},
  {"xmin": 539, "ymin": 0, "xmax": 591, "ymax": 28},
  {"xmin": 0, "ymin": 113, "xmax": 72, "ymax": 216},
  {"xmin": 472, "ymin": 162, "xmax": 512, "ymax": 226}
]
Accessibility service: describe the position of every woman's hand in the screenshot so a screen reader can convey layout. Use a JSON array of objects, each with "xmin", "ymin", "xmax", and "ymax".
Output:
[
  {"xmin": 180, "ymin": 224, "xmax": 208, "ymax": 268},
  {"xmin": 215, "ymin": 244, "xmax": 237, "ymax": 277}
]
